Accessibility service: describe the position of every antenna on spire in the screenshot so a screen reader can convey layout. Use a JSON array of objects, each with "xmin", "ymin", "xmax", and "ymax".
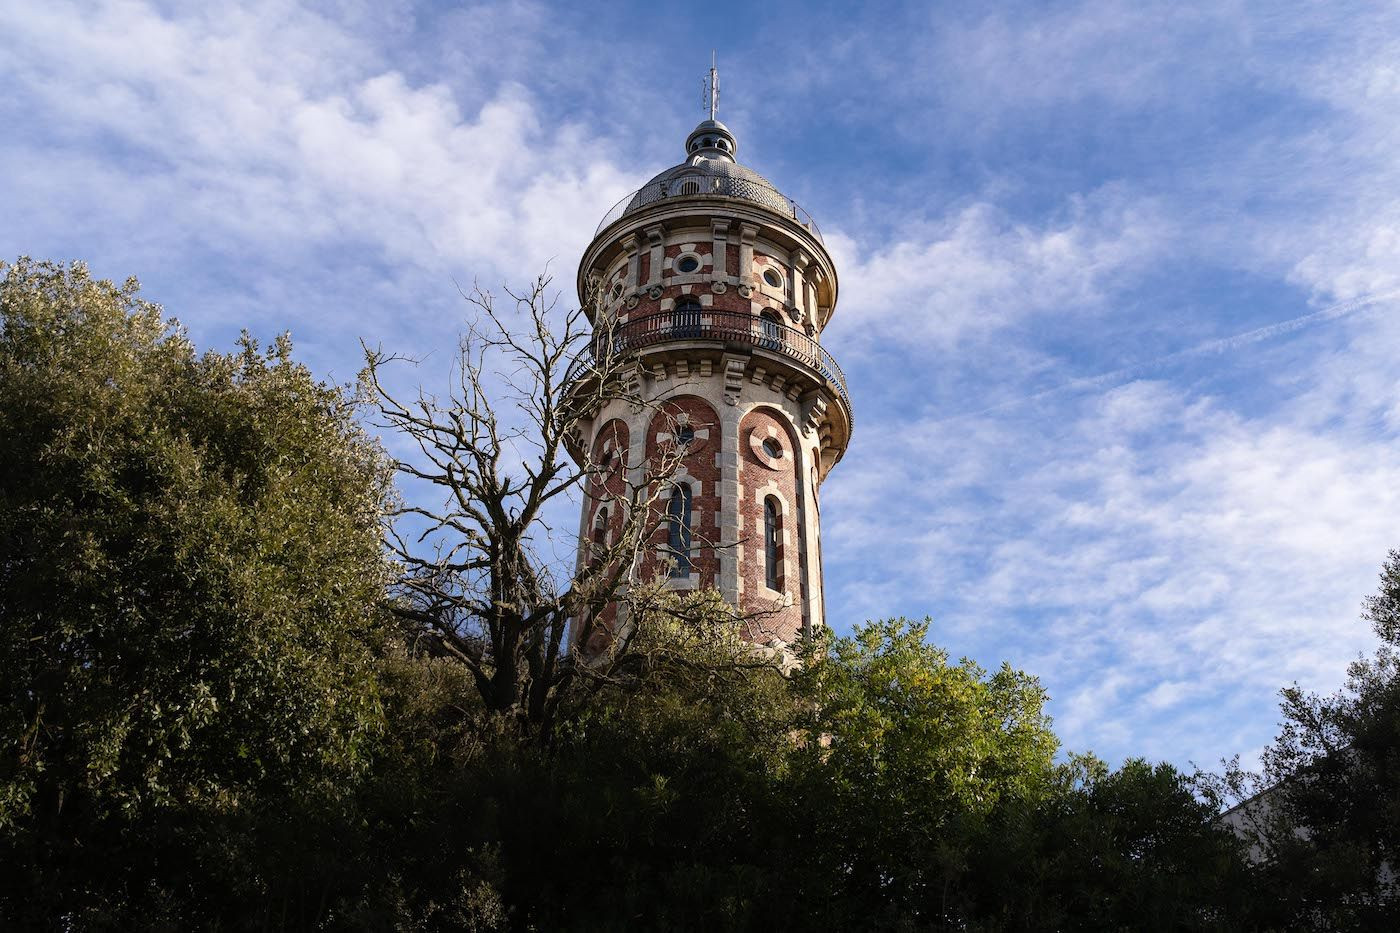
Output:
[{"xmin": 706, "ymin": 51, "xmax": 720, "ymax": 121}]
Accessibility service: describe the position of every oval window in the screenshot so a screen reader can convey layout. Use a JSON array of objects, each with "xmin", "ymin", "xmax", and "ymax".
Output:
[
  {"xmin": 763, "ymin": 268, "xmax": 782, "ymax": 288},
  {"xmin": 677, "ymin": 256, "xmax": 700, "ymax": 274},
  {"xmin": 762, "ymin": 437, "xmax": 782, "ymax": 459}
]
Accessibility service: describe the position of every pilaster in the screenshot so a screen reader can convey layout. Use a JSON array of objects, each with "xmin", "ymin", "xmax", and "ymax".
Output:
[{"xmin": 644, "ymin": 224, "xmax": 666, "ymax": 289}]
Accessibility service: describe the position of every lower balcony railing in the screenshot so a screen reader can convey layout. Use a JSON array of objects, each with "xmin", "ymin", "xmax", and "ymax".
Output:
[{"xmin": 565, "ymin": 309, "xmax": 851, "ymax": 418}]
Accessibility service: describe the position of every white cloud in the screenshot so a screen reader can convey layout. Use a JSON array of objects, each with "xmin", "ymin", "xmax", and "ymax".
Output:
[
  {"xmin": 826, "ymin": 347, "xmax": 1400, "ymax": 766},
  {"xmin": 7, "ymin": 0, "xmax": 1400, "ymax": 778},
  {"xmin": 0, "ymin": 0, "xmax": 638, "ymax": 294},
  {"xmin": 823, "ymin": 186, "xmax": 1170, "ymax": 349}
]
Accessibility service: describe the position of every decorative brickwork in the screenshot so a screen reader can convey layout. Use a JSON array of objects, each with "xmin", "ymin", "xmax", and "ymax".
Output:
[
  {"xmin": 569, "ymin": 103, "xmax": 850, "ymax": 655},
  {"xmin": 737, "ymin": 406, "xmax": 805, "ymax": 644},
  {"xmin": 642, "ymin": 396, "xmax": 721, "ymax": 588}
]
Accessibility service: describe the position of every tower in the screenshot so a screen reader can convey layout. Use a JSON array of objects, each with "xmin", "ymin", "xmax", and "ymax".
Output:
[{"xmin": 570, "ymin": 63, "xmax": 851, "ymax": 652}]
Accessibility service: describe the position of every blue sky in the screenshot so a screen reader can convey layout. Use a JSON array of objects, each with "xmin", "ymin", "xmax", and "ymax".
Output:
[{"xmin": 5, "ymin": 0, "xmax": 1400, "ymax": 773}]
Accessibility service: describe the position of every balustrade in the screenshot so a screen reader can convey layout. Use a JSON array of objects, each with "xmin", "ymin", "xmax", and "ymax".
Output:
[{"xmin": 565, "ymin": 309, "xmax": 850, "ymax": 418}]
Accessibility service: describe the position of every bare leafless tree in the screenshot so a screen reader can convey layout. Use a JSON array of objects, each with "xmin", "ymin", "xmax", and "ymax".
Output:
[{"xmin": 361, "ymin": 275, "xmax": 704, "ymax": 739}]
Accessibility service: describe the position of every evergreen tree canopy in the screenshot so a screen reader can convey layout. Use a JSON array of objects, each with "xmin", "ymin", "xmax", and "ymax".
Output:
[{"xmin": 0, "ymin": 258, "xmax": 396, "ymax": 923}]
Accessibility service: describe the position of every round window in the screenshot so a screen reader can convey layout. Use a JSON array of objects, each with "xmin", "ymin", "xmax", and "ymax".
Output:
[
  {"xmin": 676, "ymin": 425, "xmax": 695, "ymax": 446},
  {"xmin": 762, "ymin": 437, "xmax": 782, "ymax": 459},
  {"xmin": 763, "ymin": 268, "xmax": 783, "ymax": 288},
  {"xmin": 677, "ymin": 256, "xmax": 700, "ymax": 274}
]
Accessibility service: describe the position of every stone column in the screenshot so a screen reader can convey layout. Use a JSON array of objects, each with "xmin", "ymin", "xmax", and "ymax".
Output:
[
  {"xmin": 791, "ymin": 248, "xmax": 811, "ymax": 322},
  {"xmin": 718, "ymin": 354, "xmax": 748, "ymax": 607},
  {"xmin": 621, "ymin": 232, "xmax": 641, "ymax": 292},
  {"xmin": 711, "ymin": 218, "xmax": 730, "ymax": 287},
  {"xmin": 644, "ymin": 224, "xmax": 666, "ymax": 289},
  {"xmin": 738, "ymin": 223, "xmax": 758, "ymax": 289}
]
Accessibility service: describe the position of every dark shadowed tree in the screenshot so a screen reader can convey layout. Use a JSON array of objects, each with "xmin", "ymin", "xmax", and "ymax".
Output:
[
  {"xmin": 974, "ymin": 755, "xmax": 1250, "ymax": 931},
  {"xmin": 0, "ymin": 258, "xmax": 396, "ymax": 926},
  {"xmin": 1222, "ymin": 550, "xmax": 1400, "ymax": 928}
]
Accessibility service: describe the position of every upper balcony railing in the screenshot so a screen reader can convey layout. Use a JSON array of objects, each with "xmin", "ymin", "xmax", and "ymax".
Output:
[
  {"xmin": 594, "ymin": 177, "xmax": 823, "ymax": 244},
  {"xmin": 565, "ymin": 309, "xmax": 850, "ymax": 422}
]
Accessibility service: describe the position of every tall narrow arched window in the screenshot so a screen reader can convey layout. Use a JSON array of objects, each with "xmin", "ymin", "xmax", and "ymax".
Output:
[
  {"xmin": 673, "ymin": 298, "xmax": 702, "ymax": 338},
  {"xmin": 591, "ymin": 506, "xmax": 608, "ymax": 567},
  {"xmin": 667, "ymin": 484, "xmax": 693, "ymax": 577},
  {"xmin": 764, "ymin": 496, "xmax": 782, "ymax": 591}
]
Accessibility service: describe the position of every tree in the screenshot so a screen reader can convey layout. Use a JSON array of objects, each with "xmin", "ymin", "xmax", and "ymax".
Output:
[
  {"xmin": 1224, "ymin": 550, "xmax": 1400, "ymax": 928},
  {"xmin": 0, "ymin": 257, "xmax": 1269, "ymax": 929},
  {"xmin": 974, "ymin": 755, "xmax": 1250, "ymax": 931},
  {"xmin": 361, "ymin": 276, "xmax": 692, "ymax": 741},
  {"xmin": 0, "ymin": 258, "xmax": 396, "ymax": 925},
  {"xmin": 780, "ymin": 618, "xmax": 1059, "ymax": 928}
]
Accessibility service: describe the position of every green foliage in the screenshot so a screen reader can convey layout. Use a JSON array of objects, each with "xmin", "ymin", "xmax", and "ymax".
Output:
[
  {"xmin": 0, "ymin": 258, "xmax": 396, "ymax": 924},
  {"xmin": 798, "ymin": 618, "xmax": 1059, "ymax": 813},
  {"xmin": 974, "ymin": 756, "xmax": 1250, "ymax": 931},
  {"xmin": 0, "ymin": 257, "xmax": 1263, "ymax": 929},
  {"xmin": 1229, "ymin": 549, "xmax": 1400, "ymax": 928},
  {"xmin": 781, "ymin": 618, "xmax": 1059, "ymax": 927},
  {"xmin": 761, "ymin": 620, "xmax": 1240, "ymax": 930}
]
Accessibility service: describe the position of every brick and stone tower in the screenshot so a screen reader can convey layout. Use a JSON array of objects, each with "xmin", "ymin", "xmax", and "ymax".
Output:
[{"xmin": 570, "ymin": 64, "xmax": 851, "ymax": 652}]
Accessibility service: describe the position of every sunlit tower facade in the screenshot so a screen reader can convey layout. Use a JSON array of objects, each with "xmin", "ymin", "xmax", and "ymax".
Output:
[{"xmin": 570, "ymin": 63, "xmax": 851, "ymax": 652}]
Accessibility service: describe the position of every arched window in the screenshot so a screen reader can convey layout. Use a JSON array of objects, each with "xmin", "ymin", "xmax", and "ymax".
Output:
[
  {"xmin": 764, "ymin": 496, "xmax": 782, "ymax": 591},
  {"xmin": 678, "ymin": 178, "xmax": 701, "ymax": 195},
  {"xmin": 759, "ymin": 311, "xmax": 782, "ymax": 350},
  {"xmin": 591, "ymin": 506, "xmax": 608, "ymax": 567},
  {"xmin": 667, "ymin": 484, "xmax": 693, "ymax": 578},
  {"xmin": 673, "ymin": 298, "xmax": 702, "ymax": 338}
]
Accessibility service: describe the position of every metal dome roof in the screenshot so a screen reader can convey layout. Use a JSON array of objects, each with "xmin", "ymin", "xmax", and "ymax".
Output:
[
  {"xmin": 623, "ymin": 150, "xmax": 793, "ymax": 217},
  {"xmin": 592, "ymin": 60, "xmax": 825, "ymax": 242},
  {"xmin": 597, "ymin": 118, "xmax": 819, "ymax": 240}
]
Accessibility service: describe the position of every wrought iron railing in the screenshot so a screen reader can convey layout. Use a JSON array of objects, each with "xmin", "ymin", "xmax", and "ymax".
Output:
[
  {"xmin": 565, "ymin": 309, "xmax": 850, "ymax": 418},
  {"xmin": 594, "ymin": 176, "xmax": 823, "ymax": 243}
]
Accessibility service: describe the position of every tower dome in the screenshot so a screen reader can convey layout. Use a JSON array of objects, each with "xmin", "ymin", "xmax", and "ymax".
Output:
[{"xmin": 623, "ymin": 123, "xmax": 795, "ymax": 219}]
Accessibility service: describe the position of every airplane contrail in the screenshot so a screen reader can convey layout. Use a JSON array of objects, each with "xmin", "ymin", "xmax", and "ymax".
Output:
[{"xmin": 934, "ymin": 289, "xmax": 1399, "ymax": 424}]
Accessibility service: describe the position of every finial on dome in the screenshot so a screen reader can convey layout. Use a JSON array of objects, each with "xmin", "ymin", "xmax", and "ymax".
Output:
[
  {"xmin": 707, "ymin": 50, "xmax": 719, "ymax": 121},
  {"xmin": 686, "ymin": 53, "xmax": 737, "ymax": 162}
]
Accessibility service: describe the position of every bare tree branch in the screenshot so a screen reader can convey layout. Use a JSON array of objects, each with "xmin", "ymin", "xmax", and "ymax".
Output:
[{"xmin": 361, "ymin": 273, "xmax": 751, "ymax": 741}]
